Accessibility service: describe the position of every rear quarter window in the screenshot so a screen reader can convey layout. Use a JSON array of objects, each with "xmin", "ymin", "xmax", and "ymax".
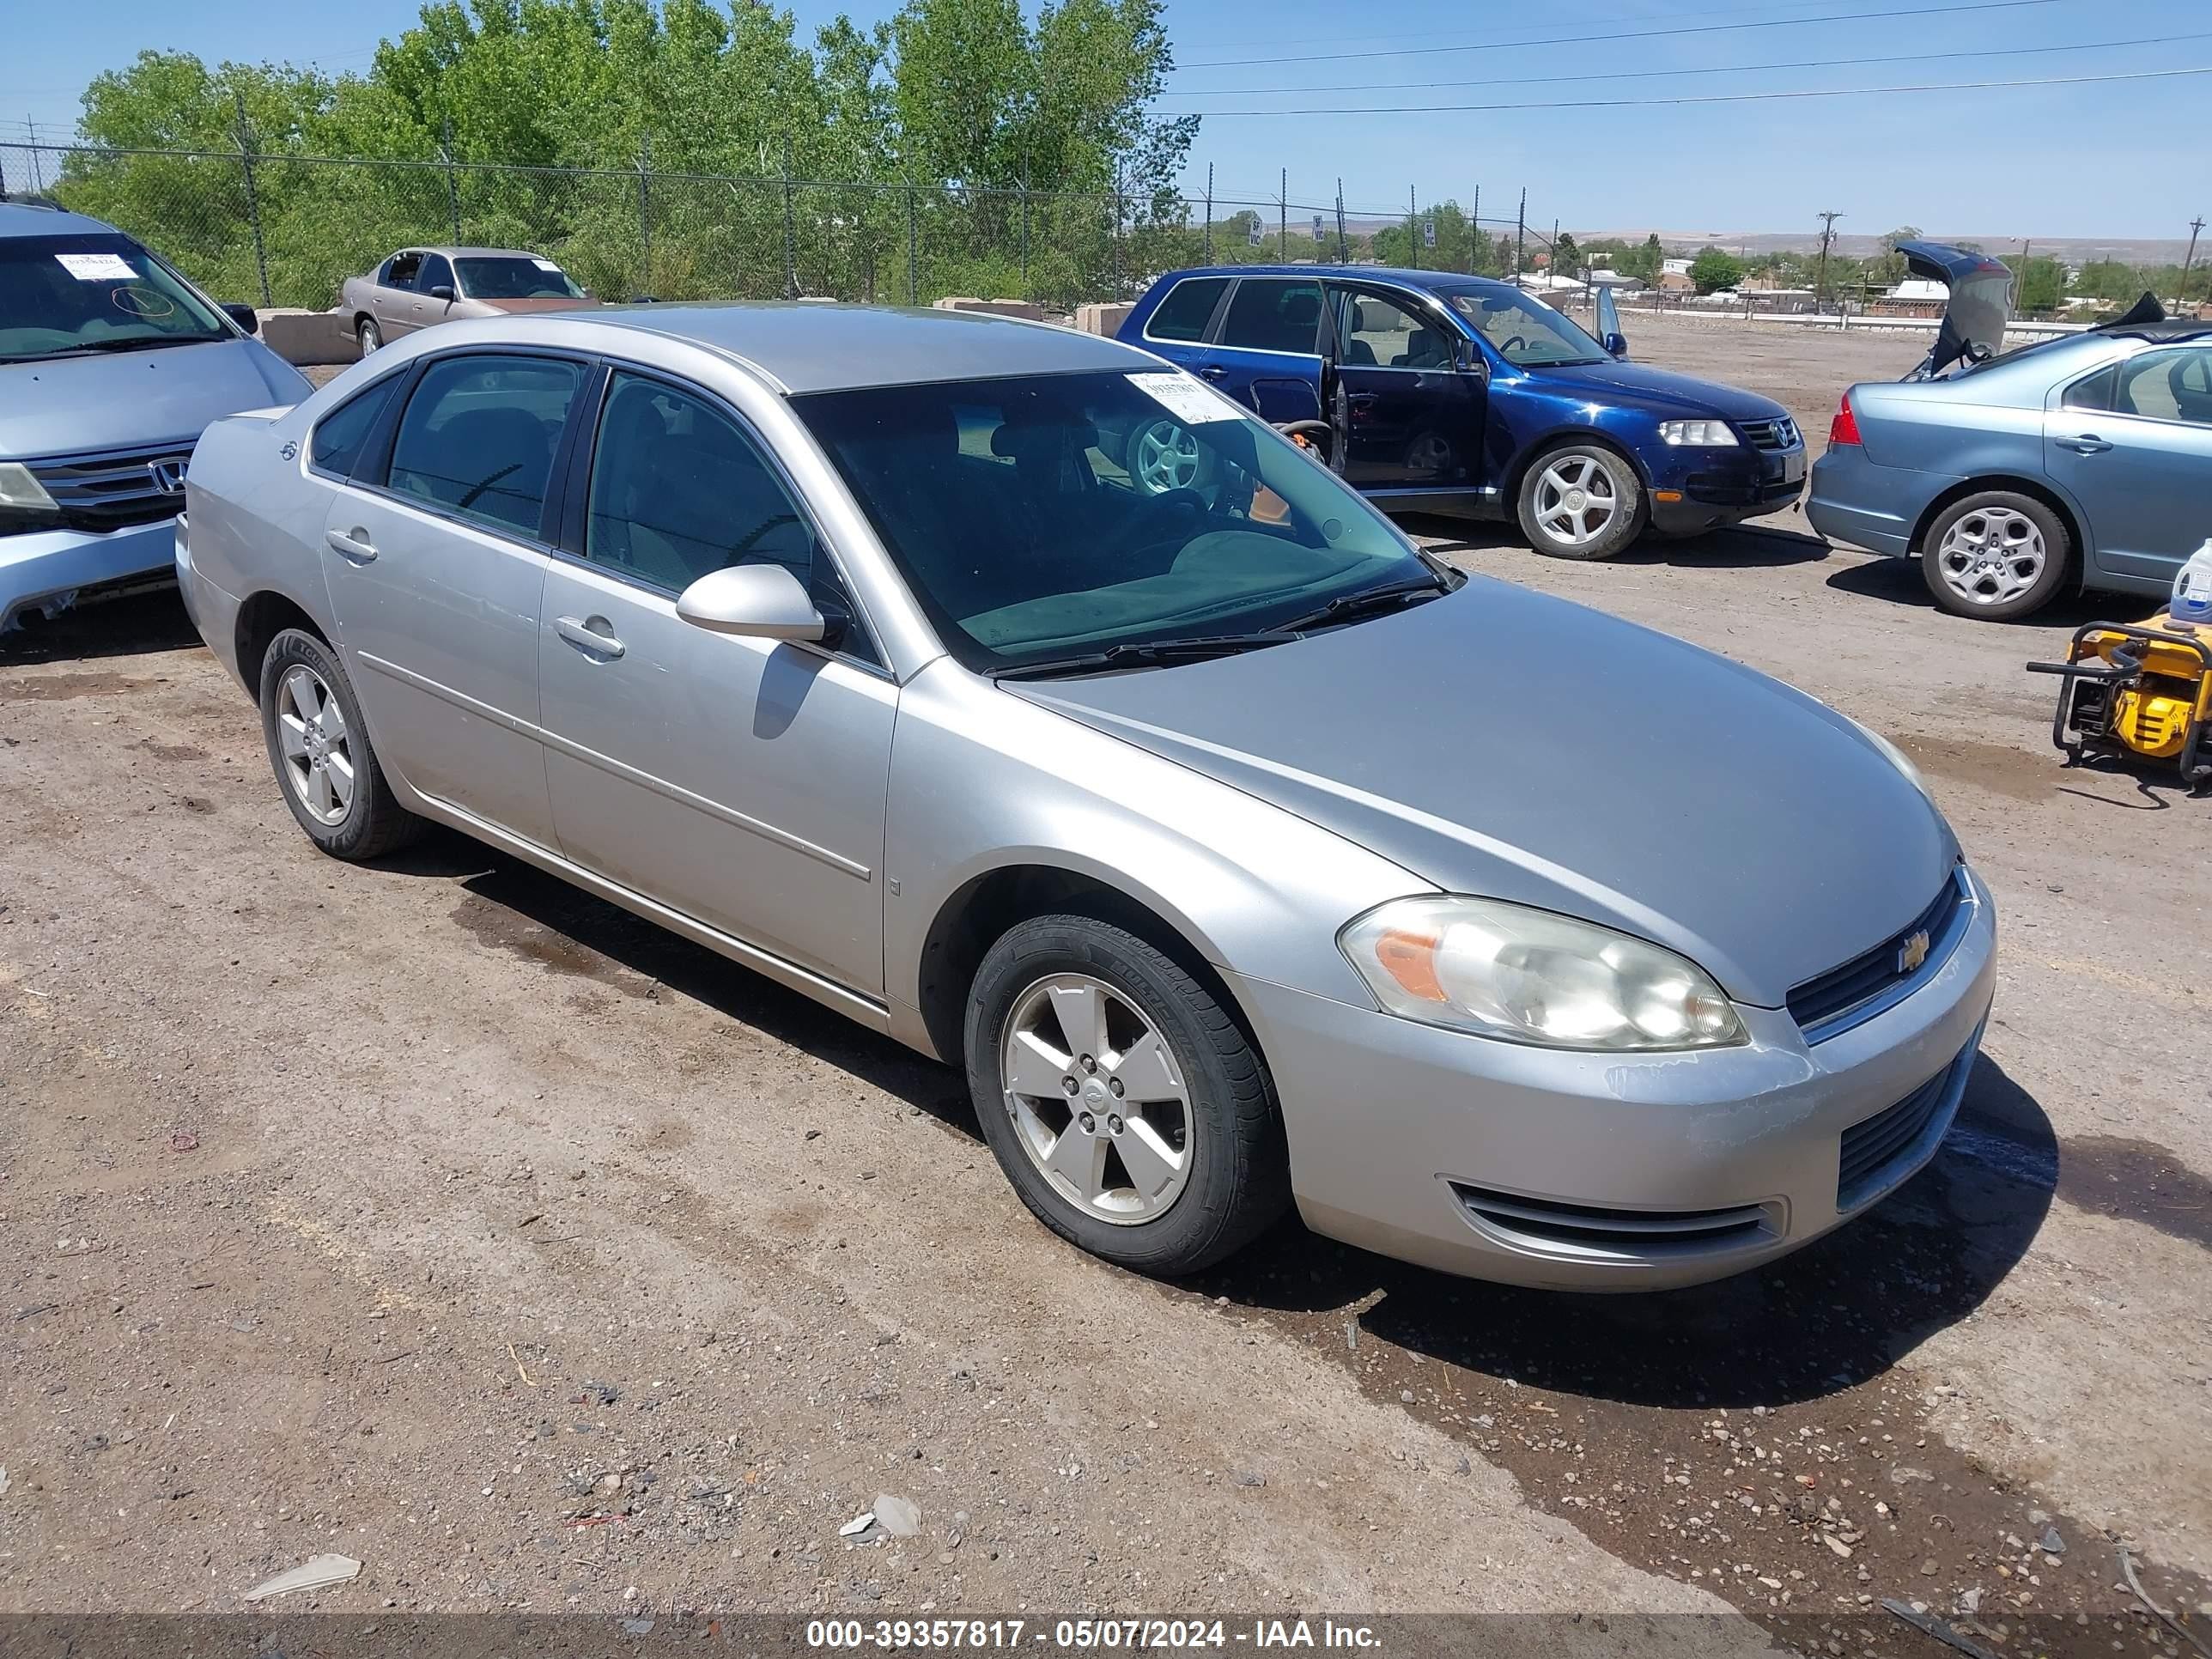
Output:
[
  {"xmin": 308, "ymin": 376, "xmax": 402, "ymax": 479},
  {"xmin": 2062, "ymin": 364, "xmax": 2117, "ymax": 412},
  {"xmin": 1144, "ymin": 276, "xmax": 1229, "ymax": 343}
]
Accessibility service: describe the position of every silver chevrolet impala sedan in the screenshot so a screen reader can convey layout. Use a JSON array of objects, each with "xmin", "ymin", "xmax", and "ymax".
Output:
[{"xmin": 176, "ymin": 304, "xmax": 1996, "ymax": 1291}]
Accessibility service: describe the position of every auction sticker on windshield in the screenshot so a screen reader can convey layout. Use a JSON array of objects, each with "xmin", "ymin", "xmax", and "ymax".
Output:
[
  {"xmin": 56, "ymin": 252, "xmax": 137, "ymax": 282},
  {"xmin": 1127, "ymin": 371, "xmax": 1243, "ymax": 425}
]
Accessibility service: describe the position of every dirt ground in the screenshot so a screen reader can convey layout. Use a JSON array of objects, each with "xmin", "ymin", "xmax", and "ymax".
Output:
[{"xmin": 3, "ymin": 312, "xmax": 2209, "ymax": 1655}]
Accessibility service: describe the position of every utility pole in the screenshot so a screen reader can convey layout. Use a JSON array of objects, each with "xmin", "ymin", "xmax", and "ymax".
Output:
[
  {"xmin": 1203, "ymin": 163, "xmax": 1213, "ymax": 264},
  {"xmin": 26, "ymin": 116, "xmax": 43, "ymax": 193},
  {"xmin": 1814, "ymin": 210, "xmax": 1843, "ymax": 311},
  {"xmin": 2183, "ymin": 216, "xmax": 2205, "ymax": 306},
  {"xmin": 1279, "ymin": 167, "xmax": 1287, "ymax": 261},
  {"xmin": 1515, "ymin": 187, "xmax": 1526, "ymax": 281},
  {"xmin": 1334, "ymin": 179, "xmax": 1346, "ymax": 264},
  {"xmin": 441, "ymin": 113, "xmax": 462, "ymax": 247},
  {"xmin": 1407, "ymin": 185, "xmax": 1418, "ymax": 270},
  {"xmin": 1470, "ymin": 184, "xmax": 1480, "ymax": 274},
  {"xmin": 233, "ymin": 91, "xmax": 272, "ymax": 308}
]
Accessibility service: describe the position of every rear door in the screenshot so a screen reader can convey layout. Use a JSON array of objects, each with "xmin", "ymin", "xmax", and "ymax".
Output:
[
  {"xmin": 2047, "ymin": 345, "xmax": 2212, "ymax": 586},
  {"xmin": 376, "ymin": 251, "xmax": 424, "ymax": 336},
  {"xmin": 319, "ymin": 349, "xmax": 586, "ymax": 847},
  {"xmin": 1207, "ymin": 276, "xmax": 1327, "ymax": 426},
  {"xmin": 1327, "ymin": 283, "xmax": 1484, "ymax": 492}
]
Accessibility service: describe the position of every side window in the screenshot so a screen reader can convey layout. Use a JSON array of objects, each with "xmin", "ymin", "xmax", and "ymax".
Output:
[
  {"xmin": 2113, "ymin": 349, "xmax": 2212, "ymax": 426},
  {"xmin": 386, "ymin": 354, "xmax": 582, "ymax": 537},
  {"xmin": 417, "ymin": 254, "xmax": 454, "ymax": 295},
  {"xmin": 2062, "ymin": 365, "xmax": 2116, "ymax": 413},
  {"xmin": 1338, "ymin": 290, "xmax": 1448, "ymax": 368},
  {"xmin": 384, "ymin": 252, "xmax": 422, "ymax": 289},
  {"xmin": 1218, "ymin": 279, "xmax": 1322, "ymax": 355},
  {"xmin": 308, "ymin": 375, "xmax": 401, "ymax": 480},
  {"xmin": 1146, "ymin": 276, "xmax": 1230, "ymax": 343},
  {"xmin": 585, "ymin": 371, "xmax": 813, "ymax": 594}
]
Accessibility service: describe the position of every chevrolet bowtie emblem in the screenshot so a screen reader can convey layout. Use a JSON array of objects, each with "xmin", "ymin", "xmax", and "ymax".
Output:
[{"xmin": 1898, "ymin": 930, "xmax": 1931, "ymax": 975}]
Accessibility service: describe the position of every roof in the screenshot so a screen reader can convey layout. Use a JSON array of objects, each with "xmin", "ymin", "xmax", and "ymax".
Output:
[
  {"xmin": 0, "ymin": 200, "xmax": 121, "ymax": 239},
  {"xmin": 1160, "ymin": 264, "xmax": 1515, "ymax": 294},
  {"xmin": 569, "ymin": 301, "xmax": 1152, "ymax": 393},
  {"xmin": 397, "ymin": 246, "xmax": 556, "ymax": 262}
]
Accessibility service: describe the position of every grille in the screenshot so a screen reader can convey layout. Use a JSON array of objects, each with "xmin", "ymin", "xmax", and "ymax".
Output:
[
  {"xmin": 27, "ymin": 443, "xmax": 192, "ymax": 534},
  {"xmin": 1838, "ymin": 1061, "xmax": 1955, "ymax": 1207},
  {"xmin": 1450, "ymin": 1183, "xmax": 1775, "ymax": 1256},
  {"xmin": 1788, "ymin": 869, "xmax": 1969, "ymax": 1039},
  {"xmin": 1738, "ymin": 416, "xmax": 1801, "ymax": 451}
]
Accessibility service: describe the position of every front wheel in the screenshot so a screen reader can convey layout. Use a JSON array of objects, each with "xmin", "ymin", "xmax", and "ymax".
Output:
[
  {"xmin": 1920, "ymin": 491, "xmax": 2071, "ymax": 621},
  {"xmin": 963, "ymin": 915, "xmax": 1289, "ymax": 1276},
  {"xmin": 1516, "ymin": 443, "xmax": 1644, "ymax": 561}
]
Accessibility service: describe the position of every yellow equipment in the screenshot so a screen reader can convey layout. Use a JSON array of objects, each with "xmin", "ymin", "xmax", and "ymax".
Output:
[{"xmin": 2028, "ymin": 613, "xmax": 2212, "ymax": 790}]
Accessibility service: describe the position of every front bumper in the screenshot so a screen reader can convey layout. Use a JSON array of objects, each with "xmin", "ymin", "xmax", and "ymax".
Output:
[
  {"xmin": 1231, "ymin": 866, "xmax": 1997, "ymax": 1291},
  {"xmin": 1, "ymin": 517, "xmax": 180, "ymax": 634},
  {"xmin": 1646, "ymin": 442, "xmax": 1808, "ymax": 534}
]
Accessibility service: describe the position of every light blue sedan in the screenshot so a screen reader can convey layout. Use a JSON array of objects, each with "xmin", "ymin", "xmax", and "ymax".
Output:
[{"xmin": 1808, "ymin": 244, "xmax": 2212, "ymax": 622}]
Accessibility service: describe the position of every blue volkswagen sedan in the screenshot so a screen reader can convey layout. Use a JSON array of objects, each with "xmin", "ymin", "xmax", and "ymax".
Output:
[{"xmin": 1116, "ymin": 265, "xmax": 1806, "ymax": 560}]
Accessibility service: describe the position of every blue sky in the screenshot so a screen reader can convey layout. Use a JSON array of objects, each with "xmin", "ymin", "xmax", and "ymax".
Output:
[{"xmin": 4, "ymin": 0, "xmax": 2206, "ymax": 242}]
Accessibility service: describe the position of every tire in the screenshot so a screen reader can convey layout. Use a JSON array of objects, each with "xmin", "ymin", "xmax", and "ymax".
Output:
[
  {"xmin": 1919, "ymin": 490, "xmax": 2071, "ymax": 621},
  {"xmin": 963, "ymin": 915, "xmax": 1290, "ymax": 1276},
  {"xmin": 1516, "ymin": 441, "xmax": 1644, "ymax": 561},
  {"xmin": 1127, "ymin": 417, "xmax": 1207, "ymax": 496},
  {"xmin": 258, "ymin": 627, "xmax": 423, "ymax": 860},
  {"xmin": 356, "ymin": 315, "xmax": 382, "ymax": 355}
]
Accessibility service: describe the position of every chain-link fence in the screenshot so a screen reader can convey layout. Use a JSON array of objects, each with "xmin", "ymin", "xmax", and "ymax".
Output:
[{"xmin": 1, "ymin": 140, "xmax": 1557, "ymax": 316}]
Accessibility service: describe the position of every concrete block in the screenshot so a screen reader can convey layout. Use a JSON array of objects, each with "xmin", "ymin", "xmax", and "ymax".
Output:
[
  {"xmin": 930, "ymin": 296, "xmax": 1046, "ymax": 322},
  {"xmin": 1073, "ymin": 301, "xmax": 1134, "ymax": 337},
  {"xmin": 256, "ymin": 308, "xmax": 360, "ymax": 367}
]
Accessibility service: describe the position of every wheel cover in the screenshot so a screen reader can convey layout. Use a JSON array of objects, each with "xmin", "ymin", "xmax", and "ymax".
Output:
[
  {"xmin": 276, "ymin": 663, "xmax": 357, "ymax": 826},
  {"xmin": 1935, "ymin": 507, "xmax": 2046, "ymax": 605},
  {"xmin": 1000, "ymin": 974, "xmax": 1194, "ymax": 1225},
  {"xmin": 1533, "ymin": 453, "xmax": 1620, "ymax": 546},
  {"xmin": 1133, "ymin": 420, "xmax": 1202, "ymax": 494}
]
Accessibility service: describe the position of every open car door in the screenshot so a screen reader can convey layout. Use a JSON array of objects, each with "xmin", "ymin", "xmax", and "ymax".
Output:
[
  {"xmin": 1897, "ymin": 240, "xmax": 2013, "ymax": 379},
  {"xmin": 1595, "ymin": 283, "xmax": 1627, "ymax": 359}
]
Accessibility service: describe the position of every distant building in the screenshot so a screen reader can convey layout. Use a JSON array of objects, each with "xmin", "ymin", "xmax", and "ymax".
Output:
[
  {"xmin": 1656, "ymin": 269, "xmax": 1694, "ymax": 294},
  {"xmin": 1661, "ymin": 258, "xmax": 1693, "ymax": 276},
  {"xmin": 1585, "ymin": 269, "xmax": 1644, "ymax": 289},
  {"xmin": 1874, "ymin": 276, "xmax": 1949, "ymax": 318}
]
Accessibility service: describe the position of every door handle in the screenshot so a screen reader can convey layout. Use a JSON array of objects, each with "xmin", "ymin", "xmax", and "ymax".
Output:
[
  {"xmin": 324, "ymin": 526, "xmax": 377, "ymax": 562},
  {"xmin": 1198, "ymin": 365, "xmax": 1229, "ymax": 381},
  {"xmin": 2056, "ymin": 434, "xmax": 2112, "ymax": 454},
  {"xmin": 554, "ymin": 614, "xmax": 626, "ymax": 660}
]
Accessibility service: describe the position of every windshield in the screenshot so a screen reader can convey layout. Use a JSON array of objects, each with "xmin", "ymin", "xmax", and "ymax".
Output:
[
  {"xmin": 455, "ymin": 257, "xmax": 584, "ymax": 300},
  {"xmin": 0, "ymin": 234, "xmax": 231, "ymax": 362},
  {"xmin": 1439, "ymin": 286, "xmax": 1607, "ymax": 368},
  {"xmin": 795, "ymin": 368, "xmax": 1436, "ymax": 672}
]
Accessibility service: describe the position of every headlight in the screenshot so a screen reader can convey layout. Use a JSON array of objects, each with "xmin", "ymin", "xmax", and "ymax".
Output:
[
  {"xmin": 1340, "ymin": 896, "xmax": 1747, "ymax": 1051},
  {"xmin": 1657, "ymin": 419, "xmax": 1739, "ymax": 447},
  {"xmin": 0, "ymin": 461, "xmax": 62, "ymax": 537}
]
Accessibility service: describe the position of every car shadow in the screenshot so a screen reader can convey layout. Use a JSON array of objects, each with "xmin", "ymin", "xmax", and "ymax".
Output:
[
  {"xmin": 385, "ymin": 835, "xmax": 2056, "ymax": 1411},
  {"xmin": 1823, "ymin": 556, "xmax": 2129, "ymax": 632},
  {"xmin": 0, "ymin": 586, "xmax": 200, "ymax": 665},
  {"xmin": 1190, "ymin": 1052, "xmax": 2055, "ymax": 1411},
  {"xmin": 1398, "ymin": 514, "xmax": 1830, "ymax": 570}
]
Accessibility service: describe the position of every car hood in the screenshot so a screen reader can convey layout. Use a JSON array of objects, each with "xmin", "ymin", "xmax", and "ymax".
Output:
[
  {"xmin": 0, "ymin": 338, "xmax": 306, "ymax": 460},
  {"xmin": 1009, "ymin": 580, "xmax": 1956, "ymax": 1007},
  {"xmin": 1520, "ymin": 358, "xmax": 1790, "ymax": 422},
  {"xmin": 1898, "ymin": 240, "xmax": 2013, "ymax": 379}
]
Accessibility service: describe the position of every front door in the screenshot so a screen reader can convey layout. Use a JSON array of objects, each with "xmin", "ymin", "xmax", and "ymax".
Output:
[
  {"xmin": 536, "ymin": 368, "xmax": 895, "ymax": 995},
  {"xmin": 414, "ymin": 252, "xmax": 460, "ymax": 334},
  {"xmin": 319, "ymin": 349, "xmax": 586, "ymax": 847},
  {"xmin": 2047, "ymin": 345, "xmax": 2212, "ymax": 586},
  {"xmin": 1206, "ymin": 276, "xmax": 1327, "ymax": 427},
  {"xmin": 1328, "ymin": 284, "xmax": 1484, "ymax": 491}
]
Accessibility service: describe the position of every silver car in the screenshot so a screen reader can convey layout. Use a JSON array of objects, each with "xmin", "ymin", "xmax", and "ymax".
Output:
[
  {"xmin": 176, "ymin": 305, "xmax": 1996, "ymax": 1291},
  {"xmin": 341, "ymin": 246, "xmax": 594, "ymax": 357}
]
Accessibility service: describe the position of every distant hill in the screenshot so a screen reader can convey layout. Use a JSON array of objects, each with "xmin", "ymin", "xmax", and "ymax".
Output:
[{"xmin": 1571, "ymin": 229, "xmax": 2197, "ymax": 264}]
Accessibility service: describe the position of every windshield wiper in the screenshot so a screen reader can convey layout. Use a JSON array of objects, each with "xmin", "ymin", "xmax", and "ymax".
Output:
[
  {"xmin": 994, "ymin": 631, "xmax": 1300, "ymax": 682},
  {"xmin": 1275, "ymin": 577, "xmax": 1448, "ymax": 635},
  {"xmin": 71, "ymin": 334, "xmax": 225, "ymax": 353}
]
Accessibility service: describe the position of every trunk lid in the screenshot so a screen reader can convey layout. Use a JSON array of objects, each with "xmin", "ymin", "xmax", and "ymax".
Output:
[{"xmin": 1897, "ymin": 240, "xmax": 2013, "ymax": 379}]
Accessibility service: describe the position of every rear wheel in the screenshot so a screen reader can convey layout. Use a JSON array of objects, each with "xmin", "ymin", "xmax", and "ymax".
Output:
[
  {"xmin": 1920, "ymin": 491, "xmax": 2070, "ymax": 620},
  {"xmin": 258, "ymin": 628, "xmax": 422, "ymax": 860},
  {"xmin": 963, "ymin": 915, "xmax": 1289, "ymax": 1276},
  {"xmin": 356, "ymin": 315, "xmax": 382, "ymax": 356},
  {"xmin": 1516, "ymin": 441, "xmax": 1644, "ymax": 561}
]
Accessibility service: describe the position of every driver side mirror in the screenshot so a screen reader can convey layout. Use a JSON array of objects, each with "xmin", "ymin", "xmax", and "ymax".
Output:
[
  {"xmin": 676, "ymin": 563, "xmax": 826, "ymax": 643},
  {"xmin": 1602, "ymin": 331, "xmax": 1630, "ymax": 359},
  {"xmin": 221, "ymin": 302, "xmax": 259, "ymax": 336},
  {"xmin": 428, "ymin": 284, "xmax": 456, "ymax": 302}
]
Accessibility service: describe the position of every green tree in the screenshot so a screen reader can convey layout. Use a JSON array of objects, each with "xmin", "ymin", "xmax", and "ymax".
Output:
[
  {"xmin": 1551, "ymin": 230, "xmax": 1581, "ymax": 276},
  {"xmin": 1688, "ymin": 246, "xmax": 1743, "ymax": 294},
  {"xmin": 2014, "ymin": 255, "xmax": 2065, "ymax": 313}
]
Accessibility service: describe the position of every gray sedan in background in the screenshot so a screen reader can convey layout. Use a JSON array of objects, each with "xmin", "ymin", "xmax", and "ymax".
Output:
[
  {"xmin": 341, "ymin": 246, "xmax": 594, "ymax": 356},
  {"xmin": 175, "ymin": 305, "xmax": 1994, "ymax": 1291},
  {"xmin": 1809, "ymin": 250, "xmax": 2212, "ymax": 621}
]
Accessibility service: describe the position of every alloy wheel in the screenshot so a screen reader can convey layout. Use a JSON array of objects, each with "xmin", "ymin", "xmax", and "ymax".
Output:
[
  {"xmin": 1935, "ymin": 507, "xmax": 2046, "ymax": 606},
  {"xmin": 275, "ymin": 664, "xmax": 356, "ymax": 826},
  {"xmin": 1533, "ymin": 453, "xmax": 1620, "ymax": 547},
  {"xmin": 999, "ymin": 974, "xmax": 1193, "ymax": 1224},
  {"xmin": 1133, "ymin": 420, "xmax": 1202, "ymax": 494}
]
